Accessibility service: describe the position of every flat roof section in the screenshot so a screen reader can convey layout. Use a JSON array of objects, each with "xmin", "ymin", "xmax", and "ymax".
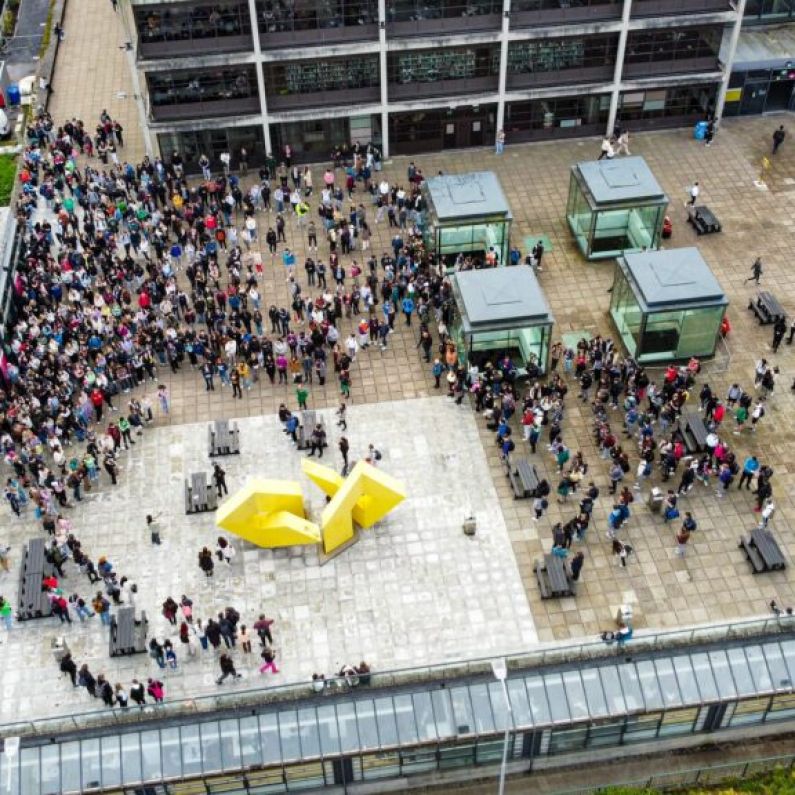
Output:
[
  {"xmin": 575, "ymin": 156, "xmax": 667, "ymax": 206},
  {"xmin": 731, "ymin": 24, "xmax": 795, "ymax": 72},
  {"xmin": 621, "ymin": 247, "xmax": 727, "ymax": 310},
  {"xmin": 425, "ymin": 171, "xmax": 512, "ymax": 221},
  {"xmin": 454, "ymin": 266, "xmax": 553, "ymax": 328}
]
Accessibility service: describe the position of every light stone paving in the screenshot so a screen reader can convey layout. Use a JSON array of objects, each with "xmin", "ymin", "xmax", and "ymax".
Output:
[{"xmin": 0, "ymin": 398, "xmax": 536, "ymax": 723}]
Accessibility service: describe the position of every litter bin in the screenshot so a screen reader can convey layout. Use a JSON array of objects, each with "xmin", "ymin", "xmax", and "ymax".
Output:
[
  {"xmin": 51, "ymin": 636, "xmax": 70, "ymax": 663},
  {"xmin": 6, "ymin": 84, "xmax": 21, "ymax": 107},
  {"xmin": 694, "ymin": 120, "xmax": 708, "ymax": 140},
  {"xmin": 647, "ymin": 486, "xmax": 663, "ymax": 513}
]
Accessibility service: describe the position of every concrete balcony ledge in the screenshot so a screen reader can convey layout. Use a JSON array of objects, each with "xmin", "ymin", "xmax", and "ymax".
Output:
[
  {"xmin": 506, "ymin": 64, "xmax": 615, "ymax": 90},
  {"xmin": 150, "ymin": 95, "xmax": 260, "ymax": 122},
  {"xmin": 267, "ymin": 85, "xmax": 381, "ymax": 112},
  {"xmin": 389, "ymin": 75, "xmax": 499, "ymax": 102}
]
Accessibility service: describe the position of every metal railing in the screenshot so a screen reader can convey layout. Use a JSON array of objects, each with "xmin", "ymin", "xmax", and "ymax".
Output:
[
  {"xmin": 1, "ymin": 612, "xmax": 793, "ymax": 741},
  {"xmin": 552, "ymin": 751, "xmax": 795, "ymax": 793}
]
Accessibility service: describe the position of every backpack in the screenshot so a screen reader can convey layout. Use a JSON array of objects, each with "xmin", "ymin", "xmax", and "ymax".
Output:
[{"xmin": 507, "ymin": 440, "xmax": 515, "ymax": 452}]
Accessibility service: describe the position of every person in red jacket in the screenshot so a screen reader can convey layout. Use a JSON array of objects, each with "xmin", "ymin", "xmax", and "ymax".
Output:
[{"xmin": 90, "ymin": 387, "xmax": 105, "ymax": 422}]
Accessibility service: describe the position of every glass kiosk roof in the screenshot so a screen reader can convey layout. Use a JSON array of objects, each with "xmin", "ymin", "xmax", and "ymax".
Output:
[
  {"xmin": 424, "ymin": 171, "xmax": 513, "ymax": 222},
  {"xmin": 575, "ymin": 156, "xmax": 668, "ymax": 207}
]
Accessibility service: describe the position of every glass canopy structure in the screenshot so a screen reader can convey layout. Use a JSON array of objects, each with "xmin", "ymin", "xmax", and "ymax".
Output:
[
  {"xmin": 4, "ymin": 631, "xmax": 795, "ymax": 793},
  {"xmin": 609, "ymin": 247, "xmax": 728, "ymax": 364},
  {"xmin": 567, "ymin": 156, "xmax": 668, "ymax": 261},
  {"xmin": 451, "ymin": 266, "xmax": 554, "ymax": 374},
  {"xmin": 421, "ymin": 171, "xmax": 513, "ymax": 268}
]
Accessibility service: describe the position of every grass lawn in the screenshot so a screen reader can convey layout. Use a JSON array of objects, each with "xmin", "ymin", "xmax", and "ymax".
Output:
[{"xmin": 0, "ymin": 153, "xmax": 17, "ymax": 206}]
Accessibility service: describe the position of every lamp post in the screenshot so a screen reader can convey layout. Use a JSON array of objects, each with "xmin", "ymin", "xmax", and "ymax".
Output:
[{"xmin": 491, "ymin": 658, "xmax": 512, "ymax": 795}]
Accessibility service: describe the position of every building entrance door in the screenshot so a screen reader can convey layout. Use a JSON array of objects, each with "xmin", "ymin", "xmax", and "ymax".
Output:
[{"xmin": 766, "ymin": 78, "xmax": 795, "ymax": 111}]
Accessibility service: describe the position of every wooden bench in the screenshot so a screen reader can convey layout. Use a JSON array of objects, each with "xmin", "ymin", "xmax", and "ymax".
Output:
[
  {"xmin": 109, "ymin": 607, "xmax": 149, "ymax": 657},
  {"xmin": 209, "ymin": 419, "xmax": 240, "ymax": 456},
  {"xmin": 687, "ymin": 205, "xmax": 721, "ymax": 235},
  {"xmin": 17, "ymin": 538, "xmax": 54, "ymax": 621},
  {"xmin": 748, "ymin": 291, "xmax": 786, "ymax": 326},
  {"xmin": 739, "ymin": 528, "xmax": 786, "ymax": 573},
  {"xmin": 533, "ymin": 554, "xmax": 577, "ymax": 599},
  {"xmin": 185, "ymin": 471, "xmax": 218, "ymax": 514},
  {"xmin": 680, "ymin": 411, "xmax": 708, "ymax": 454},
  {"xmin": 297, "ymin": 410, "xmax": 319, "ymax": 451},
  {"xmin": 506, "ymin": 458, "xmax": 539, "ymax": 499}
]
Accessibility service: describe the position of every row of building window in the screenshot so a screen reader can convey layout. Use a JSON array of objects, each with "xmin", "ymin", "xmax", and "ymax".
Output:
[
  {"xmin": 134, "ymin": 0, "xmax": 732, "ymax": 45},
  {"xmin": 147, "ymin": 31, "xmax": 717, "ymax": 107}
]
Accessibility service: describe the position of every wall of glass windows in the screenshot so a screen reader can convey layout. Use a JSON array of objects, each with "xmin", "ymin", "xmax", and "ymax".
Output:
[
  {"xmin": 386, "ymin": 1, "xmax": 502, "ymax": 35},
  {"xmin": 506, "ymin": 35, "xmax": 618, "ymax": 88},
  {"xmin": 623, "ymin": 27, "xmax": 721, "ymax": 76},
  {"xmin": 389, "ymin": 106, "xmax": 497, "ymax": 154},
  {"xmin": 257, "ymin": 0, "xmax": 377, "ymax": 33},
  {"xmin": 147, "ymin": 66, "xmax": 259, "ymax": 122},
  {"xmin": 616, "ymin": 84, "xmax": 718, "ymax": 130},
  {"xmin": 505, "ymin": 95, "xmax": 610, "ymax": 142},
  {"xmin": 744, "ymin": 0, "xmax": 795, "ymax": 19},
  {"xmin": 725, "ymin": 70, "xmax": 795, "ymax": 116},
  {"xmin": 135, "ymin": 2, "xmax": 252, "ymax": 57},
  {"xmin": 265, "ymin": 57, "xmax": 380, "ymax": 109},
  {"xmin": 388, "ymin": 46, "xmax": 500, "ymax": 100},
  {"xmin": 511, "ymin": 0, "xmax": 622, "ymax": 27},
  {"xmin": 157, "ymin": 126, "xmax": 266, "ymax": 173},
  {"xmin": 5, "ymin": 635, "xmax": 795, "ymax": 794},
  {"xmin": 270, "ymin": 115, "xmax": 382, "ymax": 164}
]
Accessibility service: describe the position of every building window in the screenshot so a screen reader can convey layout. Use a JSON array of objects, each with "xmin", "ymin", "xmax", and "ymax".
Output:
[
  {"xmin": 505, "ymin": 95, "xmax": 610, "ymax": 131},
  {"xmin": 257, "ymin": 0, "xmax": 377, "ymax": 32},
  {"xmin": 745, "ymin": 0, "xmax": 794, "ymax": 19},
  {"xmin": 513, "ymin": 0, "xmax": 618, "ymax": 8},
  {"xmin": 265, "ymin": 57, "xmax": 379, "ymax": 95},
  {"xmin": 388, "ymin": 47, "xmax": 499, "ymax": 83},
  {"xmin": 616, "ymin": 85, "xmax": 716, "ymax": 122},
  {"xmin": 135, "ymin": 3, "xmax": 250, "ymax": 44},
  {"xmin": 625, "ymin": 27, "xmax": 719, "ymax": 64},
  {"xmin": 507, "ymin": 35, "xmax": 617, "ymax": 74},
  {"xmin": 148, "ymin": 67, "xmax": 256, "ymax": 107},
  {"xmin": 387, "ymin": 1, "xmax": 501, "ymax": 21}
]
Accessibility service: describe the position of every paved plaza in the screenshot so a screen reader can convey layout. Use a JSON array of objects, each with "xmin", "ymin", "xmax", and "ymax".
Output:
[
  {"xmin": 0, "ymin": 400, "xmax": 536, "ymax": 722},
  {"xmin": 0, "ymin": 0, "xmax": 791, "ymax": 721}
]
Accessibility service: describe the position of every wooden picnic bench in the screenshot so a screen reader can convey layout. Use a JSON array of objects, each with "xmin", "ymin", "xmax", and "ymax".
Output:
[
  {"xmin": 297, "ymin": 410, "xmax": 318, "ymax": 451},
  {"xmin": 209, "ymin": 419, "xmax": 240, "ymax": 456},
  {"xmin": 687, "ymin": 205, "xmax": 721, "ymax": 236},
  {"xmin": 533, "ymin": 554, "xmax": 577, "ymax": 599},
  {"xmin": 505, "ymin": 458, "xmax": 539, "ymax": 499},
  {"xmin": 739, "ymin": 528, "xmax": 786, "ymax": 574},
  {"xmin": 17, "ymin": 538, "xmax": 54, "ymax": 621},
  {"xmin": 185, "ymin": 471, "xmax": 218, "ymax": 514},
  {"xmin": 748, "ymin": 291, "xmax": 786, "ymax": 326},
  {"xmin": 109, "ymin": 607, "xmax": 149, "ymax": 657},
  {"xmin": 680, "ymin": 411, "xmax": 708, "ymax": 454}
]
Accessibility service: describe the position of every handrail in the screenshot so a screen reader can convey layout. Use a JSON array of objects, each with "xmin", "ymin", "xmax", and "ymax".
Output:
[{"xmin": 1, "ymin": 612, "xmax": 792, "ymax": 740}]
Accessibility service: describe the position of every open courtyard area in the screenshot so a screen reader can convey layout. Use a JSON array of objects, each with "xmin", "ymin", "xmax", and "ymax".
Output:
[{"xmin": 4, "ymin": 2, "xmax": 795, "ymax": 791}]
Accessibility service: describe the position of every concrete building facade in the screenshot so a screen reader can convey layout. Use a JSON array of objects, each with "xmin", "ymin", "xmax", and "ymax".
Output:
[{"xmin": 118, "ymin": 0, "xmax": 743, "ymax": 168}]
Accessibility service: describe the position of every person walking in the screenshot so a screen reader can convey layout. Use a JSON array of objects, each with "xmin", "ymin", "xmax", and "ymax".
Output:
[
  {"xmin": 217, "ymin": 653, "xmax": 242, "ymax": 684},
  {"xmin": 612, "ymin": 539, "xmax": 631, "ymax": 568},
  {"xmin": 570, "ymin": 551, "xmax": 585, "ymax": 581},
  {"xmin": 773, "ymin": 316, "xmax": 787, "ymax": 352},
  {"xmin": 746, "ymin": 257, "xmax": 763, "ymax": 285},
  {"xmin": 198, "ymin": 547, "xmax": 214, "ymax": 577},
  {"xmin": 339, "ymin": 436, "xmax": 350, "ymax": 474},
  {"xmin": 259, "ymin": 647, "xmax": 280, "ymax": 675},
  {"xmin": 773, "ymin": 124, "xmax": 786, "ymax": 154},
  {"xmin": 675, "ymin": 524, "xmax": 691, "ymax": 557},
  {"xmin": 115, "ymin": 684, "xmax": 129, "ymax": 708},
  {"xmin": 146, "ymin": 678, "xmax": 165, "ymax": 703},
  {"xmin": 688, "ymin": 181, "xmax": 700, "ymax": 206},
  {"xmin": 759, "ymin": 499, "xmax": 776, "ymax": 529},
  {"xmin": 79, "ymin": 664, "xmax": 97, "ymax": 697},
  {"xmin": 60, "ymin": 652, "xmax": 78, "ymax": 686}
]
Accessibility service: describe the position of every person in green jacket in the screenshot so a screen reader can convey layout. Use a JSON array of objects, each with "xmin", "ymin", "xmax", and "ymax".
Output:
[
  {"xmin": 0, "ymin": 596, "xmax": 12, "ymax": 630},
  {"xmin": 118, "ymin": 416, "xmax": 135, "ymax": 449},
  {"xmin": 296, "ymin": 384, "xmax": 309, "ymax": 411}
]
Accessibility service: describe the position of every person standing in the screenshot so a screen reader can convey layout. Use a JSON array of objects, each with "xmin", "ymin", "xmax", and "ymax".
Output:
[
  {"xmin": 570, "ymin": 551, "xmax": 585, "ymax": 581},
  {"xmin": 339, "ymin": 436, "xmax": 350, "ymax": 474},
  {"xmin": 773, "ymin": 124, "xmax": 786, "ymax": 154},
  {"xmin": 773, "ymin": 316, "xmax": 787, "ymax": 352},
  {"xmin": 146, "ymin": 678, "xmax": 165, "ymax": 703},
  {"xmin": 676, "ymin": 516, "xmax": 695, "ymax": 557},
  {"xmin": 130, "ymin": 679, "xmax": 146, "ymax": 706},
  {"xmin": 198, "ymin": 547, "xmax": 214, "ymax": 577},
  {"xmin": 688, "ymin": 181, "xmax": 700, "ymax": 206},
  {"xmin": 147, "ymin": 513, "xmax": 162, "ymax": 545},
  {"xmin": 746, "ymin": 257, "xmax": 763, "ymax": 284},
  {"xmin": 213, "ymin": 463, "xmax": 228, "ymax": 498},
  {"xmin": 495, "ymin": 129, "xmax": 505, "ymax": 155},
  {"xmin": 759, "ymin": 499, "xmax": 776, "ymax": 529},
  {"xmin": 79, "ymin": 664, "xmax": 97, "ymax": 697},
  {"xmin": 115, "ymin": 684, "xmax": 129, "ymax": 708},
  {"xmin": 738, "ymin": 456, "xmax": 759, "ymax": 490}
]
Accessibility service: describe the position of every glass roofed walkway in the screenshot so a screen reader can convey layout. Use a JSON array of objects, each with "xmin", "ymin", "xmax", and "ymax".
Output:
[{"xmin": 5, "ymin": 617, "xmax": 795, "ymax": 794}]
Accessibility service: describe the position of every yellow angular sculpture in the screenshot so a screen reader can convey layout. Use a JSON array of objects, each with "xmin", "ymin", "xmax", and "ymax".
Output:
[
  {"xmin": 215, "ymin": 478, "xmax": 321, "ymax": 547},
  {"xmin": 302, "ymin": 459, "xmax": 406, "ymax": 553}
]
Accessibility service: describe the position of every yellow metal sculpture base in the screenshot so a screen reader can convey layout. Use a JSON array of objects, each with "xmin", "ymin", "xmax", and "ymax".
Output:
[{"xmin": 215, "ymin": 462, "xmax": 406, "ymax": 555}]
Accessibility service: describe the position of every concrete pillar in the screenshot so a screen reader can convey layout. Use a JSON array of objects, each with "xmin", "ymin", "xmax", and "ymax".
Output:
[
  {"xmin": 378, "ymin": 0, "xmax": 390, "ymax": 158},
  {"xmin": 606, "ymin": 0, "xmax": 633, "ymax": 137},
  {"xmin": 248, "ymin": 0, "xmax": 272, "ymax": 156},
  {"xmin": 495, "ymin": 0, "xmax": 512, "ymax": 135},
  {"xmin": 714, "ymin": 0, "xmax": 747, "ymax": 126}
]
